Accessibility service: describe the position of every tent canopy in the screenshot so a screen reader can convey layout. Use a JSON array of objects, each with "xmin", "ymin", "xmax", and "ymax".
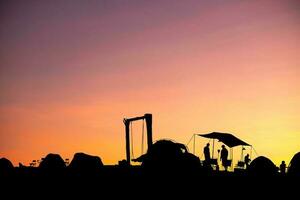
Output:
[{"xmin": 198, "ymin": 132, "xmax": 250, "ymax": 148}]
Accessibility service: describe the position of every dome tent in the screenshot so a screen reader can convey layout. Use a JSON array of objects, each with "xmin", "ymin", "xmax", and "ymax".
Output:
[
  {"xmin": 39, "ymin": 153, "xmax": 66, "ymax": 171},
  {"xmin": 134, "ymin": 139, "xmax": 201, "ymax": 174},
  {"xmin": 0, "ymin": 158, "xmax": 14, "ymax": 175},
  {"xmin": 247, "ymin": 156, "xmax": 277, "ymax": 176},
  {"xmin": 69, "ymin": 152, "xmax": 103, "ymax": 172},
  {"xmin": 288, "ymin": 152, "xmax": 300, "ymax": 176}
]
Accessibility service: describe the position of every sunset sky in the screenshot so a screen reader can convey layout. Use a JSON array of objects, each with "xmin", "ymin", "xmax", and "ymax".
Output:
[{"xmin": 1, "ymin": 0, "xmax": 299, "ymax": 167}]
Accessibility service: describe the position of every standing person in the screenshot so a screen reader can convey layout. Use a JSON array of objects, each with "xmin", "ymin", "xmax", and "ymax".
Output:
[
  {"xmin": 280, "ymin": 161, "xmax": 286, "ymax": 175},
  {"xmin": 220, "ymin": 145, "xmax": 228, "ymax": 171},
  {"xmin": 204, "ymin": 143, "xmax": 211, "ymax": 165},
  {"xmin": 244, "ymin": 154, "xmax": 251, "ymax": 169}
]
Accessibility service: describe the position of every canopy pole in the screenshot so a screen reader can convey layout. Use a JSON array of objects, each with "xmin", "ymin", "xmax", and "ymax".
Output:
[
  {"xmin": 212, "ymin": 139, "xmax": 215, "ymax": 159},
  {"xmin": 250, "ymin": 146, "xmax": 253, "ymax": 160},
  {"xmin": 241, "ymin": 146, "xmax": 244, "ymax": 161},
  {"xmin": 231, "ymin": 148, "xmax": 233, "ymax": 169}
]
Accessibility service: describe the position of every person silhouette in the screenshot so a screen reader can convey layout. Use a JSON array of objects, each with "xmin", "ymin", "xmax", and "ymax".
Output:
[
  {"xmin": 244, "ymin": 154, "xmax": 251, "ymax": 169},
  {"xmin": 220, "ymin": 145, "xmax": 228, "ymax": 171},
  {"xmin": 280, "ymin": 161, "xmax": 286, "ymax": 175},
  {"xmin": 204, "ymin": 143, "xmax": 211, "ymax": 165}
]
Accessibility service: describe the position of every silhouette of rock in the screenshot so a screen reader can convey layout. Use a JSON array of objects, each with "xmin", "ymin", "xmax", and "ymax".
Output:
[
  {"xmin": 288, "ymin": 152, "xmax": 300, "ymax": 176},
  {"xmin": 247, "ymin": 156, "xmax": 277, "ymax": 176},
  {"xmin": 0, "ymin": 158, "xmax": 14, "ymax": 175},
  {"xmin": 69, "ymin": 152, "xmax": 103, "ymax": 172},
  {"xmin": 39, "ymin": 153, "xmax": 66, "ymax": 170},
  {"xmin": 136, "ymin": 139, "xmax": 201, "ymax": 173}
]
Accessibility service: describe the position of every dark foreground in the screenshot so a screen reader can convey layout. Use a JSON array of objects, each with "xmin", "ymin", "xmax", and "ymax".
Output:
[
  {"xmin": 1, "ymin": 166, "xmax": 298, "ymax": 199},
  {"xmin": 1, "ymin": 146, "xmax": 299, "ymax": 198}
]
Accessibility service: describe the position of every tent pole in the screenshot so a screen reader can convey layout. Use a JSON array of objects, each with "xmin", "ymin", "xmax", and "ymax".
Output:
[
  {"xmin": 193, "ymin": 134, "xmax": 195, "ymax": 154},
  {"xmin": 186, "ymin": 134, "xmax": 194, "ymax": 147}
]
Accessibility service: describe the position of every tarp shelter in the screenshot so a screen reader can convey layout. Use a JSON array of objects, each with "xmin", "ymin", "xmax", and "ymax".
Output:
[
  {"xmin": 198, "ymin": 132, "xmax": 250, "ymax": 148},
  {"xmin": 198, "ymin": 132, "xmax": 251, "ymax": 169}
]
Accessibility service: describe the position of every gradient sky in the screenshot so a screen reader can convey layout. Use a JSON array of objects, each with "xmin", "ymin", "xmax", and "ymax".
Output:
[{"xmin": 1, "ymin": 0, "xmax": 299, "ymax": 167}]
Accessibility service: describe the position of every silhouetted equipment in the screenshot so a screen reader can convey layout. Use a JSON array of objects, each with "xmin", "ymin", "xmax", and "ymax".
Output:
[
  {"xmin": 19, "ymin": 163, "xmax": 26, "ymax": 168},
  {"xmin": 39, "ymin": 153, "xmax": 66, "ymax": 170},
  {"xmin": 30, "ymin": 160, "xmax": 37, "ymax": 167},
  {"xmin": 247, "ymin": 156, "xmax": 277, "ymax": 175},
  {"xmin": 288, "ymin": 152, "xmax": 300, "ymax": 176},
  {"xmin": 123, "ymin": 113, "xmax": 153, "ymax": 165},
  {"xmin": 133, "ymin": 139, "xmax": 201, "ymax": 173},
  {"xmin": 65, "ymin": 158, "xmax": 70, "ymax": 166},
  {"xmin": 236, "ymin": 149, "xmax": 249, "ymax": 169},
  {"xmin": 237, "ymin": 161, "xmax": 245, "ymax": 168},
  {"xmin": 69, "ymin": 152, "xmax": 103, "ymax": 171}
]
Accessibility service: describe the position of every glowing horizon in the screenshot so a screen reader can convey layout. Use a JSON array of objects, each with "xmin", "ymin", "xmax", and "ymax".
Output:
[{"xmin": 1, "ymin": 0, "xmax": 299, "ymax": 167}]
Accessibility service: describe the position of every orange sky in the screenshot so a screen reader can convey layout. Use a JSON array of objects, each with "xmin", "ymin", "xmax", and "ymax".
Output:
[{"xmin": 0, "ymin": 0, "xmax": 300, "ymax": 167}]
